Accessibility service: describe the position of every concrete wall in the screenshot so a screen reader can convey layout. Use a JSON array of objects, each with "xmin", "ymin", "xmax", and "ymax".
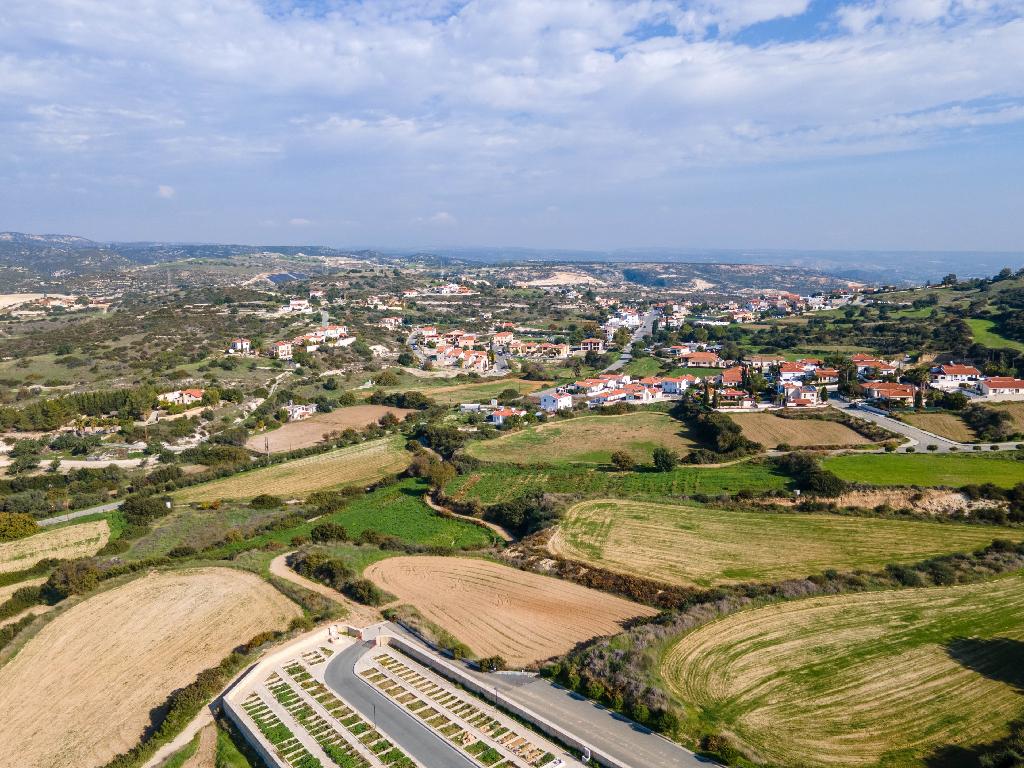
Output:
[{"xmin": 381, "ymin": 635, "xmax": 638, "ymax": 768}]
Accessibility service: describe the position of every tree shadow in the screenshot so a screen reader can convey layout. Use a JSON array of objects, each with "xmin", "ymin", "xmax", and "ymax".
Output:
[{"xmin": 922, "ymin": 638, "xmax": 1024, "ymax": 768}]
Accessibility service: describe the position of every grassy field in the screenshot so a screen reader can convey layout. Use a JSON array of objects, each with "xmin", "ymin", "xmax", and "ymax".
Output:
[
  {"xmin": 446, "ymin": 460, "xmax": 789, "ymax": 504},
  {"xmin": 126, "ymin": 505, "xmax": 290, "ymax": 559},
  {"xmin": 966, "ymin": 318, "xmax": 1024, "ymax": 352},
  {"xmin": 553, "ymin": 499, "xmax": 1020, "ymax": 588},
  {"xmin": 378, "ymin": 377, "xmax": 544, "ymax": 405},
  {"xmin": 823, "ymin": 452, "xmax": 1024, "ymax": 488},
  {"xmin": 624, "ymin": 357, "xmax": 665, "ymax": 377},
  {"xmin": 174, "ymin": 436, "xmax": 410, "ymax": 502},
  {"xmin": 729, "ymin": 413, "xmax": 870, "ymax": 448},
  {"xmin": 0, "ymin": 519, "xmax": 109, "ymax": 573},
  {"xmin": 661, "ymin": 574, "xmax": 1024, "ymax": 768},
  {"xmin": 335, "ymin": 478, "xmax": 497, "ymax": 549},
  {"xmin": 466, "ymin": 413, "xmax": 695, "ymax": 465},
  {"xmin": 901, "ymin": 412, "xmax": 978, "ymax": 442}
]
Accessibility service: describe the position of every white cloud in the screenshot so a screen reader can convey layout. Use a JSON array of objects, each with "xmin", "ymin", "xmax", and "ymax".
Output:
[
  {"xmin": 422, "ymin": 211, "xmax": 457, "ymax": 226},
  {"xmin": 288, "ymin": 217, "xmax": 311, "ymax": 226},
  {"xmin": 157, "ymin": 184, "xmax": 175, "ymax": 199}
]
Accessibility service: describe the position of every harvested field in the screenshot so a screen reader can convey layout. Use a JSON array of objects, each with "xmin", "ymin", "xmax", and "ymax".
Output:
[
  {"xmin": 901, "ymin": 412, "xmax": 977, "ymax": 442},
  {"xmin": 662, "ymin": 574, "xmax": 1024, "ymax": 768},
  {"xmin": 0, "ymin": 567, "xmax": 300, "ymax": 768},
  {"xmin": 991, "ymin": 401, "xmax": 1024, "ymax": 433},
  {"xmin": 401, "ymin": 378, "xmax": 543, "ymax": 406},
  {"xmin": 245, "ymin": 405, "xmax": 414, "ymax": 453},
  {"xmin": 365, "ymin": 556, "xmax": 656, "ymax": 666},
  {"xmin": 0, "ymin": 576, "xmax": 46, "ymax": 604},
  {"xmin": 0, "ymin": 520, "xmax": 109, "ymax": 573},
  {"xmin": 466, "ymin": 412, "xmax": 695, "ymax": 465},
  {"xmin": 729, "ymin": 412, "xmax": 870, "ymax": 448},
  {"xmin": 551, "ymin": 499, "xmax": 1019, "ymax": 587},
  {"xmin": 175, "ymin": 436, "xmax": 410, "ymax": 502}
]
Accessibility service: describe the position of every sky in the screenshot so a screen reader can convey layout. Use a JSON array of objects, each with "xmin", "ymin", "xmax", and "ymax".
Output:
[{"xmin": 1, "ymin": 0, "xmax": 1023, "ymax": 252}]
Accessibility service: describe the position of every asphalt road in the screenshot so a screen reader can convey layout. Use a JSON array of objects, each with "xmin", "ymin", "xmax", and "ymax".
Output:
[
  {"xmin": 37, "ymin": 500, "xmax": 122, "ymax": 527},
  {"xmin": 324, "ymin": 641, "xmax": 477, "ymax": 768},
  {"xmin": 604, "ymin": 309, "xmax": 658, "ymax": 372},
  {"xmin": 830, "ymin": 401, "xmax": 1022, "ymax": 453}
]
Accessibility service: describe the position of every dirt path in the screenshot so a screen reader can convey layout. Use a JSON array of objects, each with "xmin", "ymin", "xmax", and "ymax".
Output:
[
  {"xmin": 269, "ymin": 553, "xmax": 382, "ymax": 627},
  {"xmin": 179, "ymin": 724, "xmax": 216, "ymax": 768},
  {"xmin": 423, "ymin": 493, "xmax": 513, "ymax": 542}
]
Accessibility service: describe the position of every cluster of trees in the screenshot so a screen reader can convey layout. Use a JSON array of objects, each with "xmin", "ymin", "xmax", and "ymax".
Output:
[
  {"xmin": 483, "ymin": 489, "xmax": 562, "ymax": 537},
  {"xmin": 0, "ymin": 512, "xmax": 38, "ymax": 542},
  {"xmin": 286, "ymin": 549, "xmax": 387, "ymax": 606},
  {"xmin": 771, "ymin": 452, "xmax": 848, "ymax": 497},
  {"xmin": 673, "ymin": 401, "xmax": 761, "ymax": 462},
  {"xmin": 0, "ymin": 385, "xmax": 160, "ymax": 430}
]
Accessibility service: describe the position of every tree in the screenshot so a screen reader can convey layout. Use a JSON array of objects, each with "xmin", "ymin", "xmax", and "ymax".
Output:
[
  {"xmin": 0, "ymin": 512, "xmax": 38, "ymax": 542},
  {"xmin": 610, "ymin": 450, "xmax": 636, "ymax": 472},
  {"xmin": 819, "ymin": 386, "xmax": 829, "ymax": 402},
  {"xmin": 652, "ymin": 447, "xmax": 678, "ymax": 472}
]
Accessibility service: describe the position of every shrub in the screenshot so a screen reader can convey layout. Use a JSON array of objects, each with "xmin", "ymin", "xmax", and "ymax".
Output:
[
  {"xmin": 0, "ymin": 512, "xmax": 39, "ymax": 542},
  {"xmin": 652, "ymin": 447, "xmax": 678, "ymax": 472},
  {"xmin": 249, "ymin": 494, "xmax": 283, "ymax": 509},
  {"xmin": 478, "ymin": 655, "xmax": 507, "ymax": 672},
  {"xmin": 310, "ymin": 522, "xmax": 349, "ymax": 543},
  {"xmin": 342, "ymin": 578, "xmax": 387, "ymax": 606},
  {"xmin": 46, "ymin": 558, "xmax": 102, "ymax": 599},
  {"xmin": 610, "ymin": 451, "xmax": 636, "ymax": 472}
]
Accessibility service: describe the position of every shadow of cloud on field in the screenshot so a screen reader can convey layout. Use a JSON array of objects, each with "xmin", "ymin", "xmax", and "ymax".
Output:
[{"xmin": 923, "ymin": 638, "xmax": 1024, "ymax": 768}]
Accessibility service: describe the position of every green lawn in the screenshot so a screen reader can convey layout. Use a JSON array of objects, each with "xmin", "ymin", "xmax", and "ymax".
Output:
[
  {"xmin": 823, "ymin": 452, "xmax": 1024, "ymax": 488},
  {"xmin": 446, "ymin": 460, "xmax": 789, "ymax": 504},
  {"xmin": 966, "ymin": 318, "xmax": 1024, "ymax": 352},
  {"xmin": 624, "ymin": 357, "xmax": 664, "ymax": 377}
]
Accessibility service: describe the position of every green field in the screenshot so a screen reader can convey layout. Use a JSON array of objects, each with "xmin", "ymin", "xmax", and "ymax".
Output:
[
  {"xmin": 198, "ymin": 478, "xmax": 495, "ymax": 560},
  {"xmin": 555, "ymin": 499, "xmax": 1020, "ymax": 587},
  {"xmin": 373, "ymin": 377, "xmax": 544, "ymax": 405},
  {"xmin": 823, "ymin": 452, "xmax": 1024, "ymax": 488},
  {"xmin": 966, "ymin": 318, "xmax": 1024, "ymax": 352},
  {"xmin": 662, "ymin": 573, "xmax": 1024, "ymax": 768},
  {"xmin": 466, "ymin": 412, "xmax": 695, "ymax": 465},
  {"xmin": 623, "ymin": 357, "xmax": 664, "ymax": 377},
  {"xmin": 446, "ymin": 460, "xmax": 789, "ymax": 504}
]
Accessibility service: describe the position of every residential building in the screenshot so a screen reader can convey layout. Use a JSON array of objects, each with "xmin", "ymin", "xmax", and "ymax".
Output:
[
  {"xmin": 285, "ymin": 402, "xmax": 317, "ymax": 421},
  {"xmin": 540, "ymin": 393, "xmax": 574, "ymax": 412},
  {"xmin": 979, "ymin": 377, "xmax": 1024, "ymax": 400},
  {"xmin": 227, "ymin": 337, "xmax": 251, "ymax": 355},
  {"xmin": 681, "ymin": 351, "xmax": 722, "ymax": 367},
  {"xmin": 269, "ymin": 340, "xmax": 293, "ymax": 360},
  {"xmin": 581, "ymin": 338, "xmax": 605, "ymax": 352},
  {"xmin": 488, "ymin": 407, "xmax": 526, "ymax": 426},
  {"xmin": 931, "ymin": 364, "xmax": 982, "ymax": 389},
  {"xmin": 745, "ymin": 354, "xmax": 785, "ymax": 370},
  {"xmin": 863, "ymin": 382, "xmax": 916, "ymax": 404}
]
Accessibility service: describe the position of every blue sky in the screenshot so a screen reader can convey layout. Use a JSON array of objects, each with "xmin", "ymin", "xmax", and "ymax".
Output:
[{"xmin": 1, "ymin": 0, "xmax": 1022, "ymax": 251}]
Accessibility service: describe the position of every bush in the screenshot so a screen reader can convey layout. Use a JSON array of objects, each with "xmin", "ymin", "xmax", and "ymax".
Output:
[
  {"xmin": 610, "ymin": 451, "xmax": 636, "ymax": 472},
  {"xmin": 342, "ymin": 578, "xmax": 387, "ymax": 606},
  {"xmin": 310, "ymin": 522, "xmax": 349, "ymax": 543},
  {"xmin": 249, "ymin": 494, "xmax": 283, "ymax": 509},
  {"xmin": 46, "ymin": 558, "xmax": 102, "ymax": 599},
  {"xmin": 0, "ymin": 512, "xmax": 38, "ymax": 542},
  {"xmin": 478, "ymin": 655, "xmax": 507, "ymax": 672},
  {"xmin": 652, "ymin": 447, "xmax": 678, "ymax": 472}
]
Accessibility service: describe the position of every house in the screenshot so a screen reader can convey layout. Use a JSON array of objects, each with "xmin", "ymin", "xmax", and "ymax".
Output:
[
  {"xmin": 665, "ymin": 345, "xmax": 693, "ymax": 358},
  {"xmin": 540, "ymin": 392, "xmax": 574, "ymax": 412},
  {"xmin": 719, "ymin": 366, "xmax": 744, "ymax": 386},
  {"xmin": 284, "ymin": 402, "xmax": 317, "ymax": 421},
  {"xmin": 589, "ymin": 388, "xmax": 629, "ymax": 407},
  {"xmin": 269, "ymin": 340, "xmax": 293, "ymax": 360},
  {"xmin": 624, "ymin": 384, "xmax": 658, "ymax": 403},
  {"xmin": 746, "ymin": 354, "xmax": 786, "ymax": 371},
  {"xmin": 785, "ymin": 385, "xmax": 821, "ymax": 407},
  {"xmin": 227, "ymin": 337, "xmax": 251, "ymax": 355},
  {"xmin": 931, "ymin": 364, "xmax": 982, "ymax": 389},
  {"xmin": 492, "ymin": 331, "xmax": 515, "ymax": 349},
  {"xmin": 796, "ymin": 358, "xmax": 823, "ymax": 371},
  {"xmin": 443, "ymin": 329, "xmax": 468, "ymax": 345},
  {"xmin": 287, "ymin": 298, "xmax": 311, "ymax": 313},
  {"xmin": 322, "ymin": 324, "xmax": 349, "ymax": 341},
  {"xmin": 417, "ymin": 326, "xmax": 439, "ymax": 342},
  {"xmin": 978, "ymin": 377, "xmax": 1024, "ymax": 400},
  {"xmin": 777, "ymin": 362, "xmax": 807, "ymax": 383},
  {"xmin": 159, "ymin": 388, "xmax": 205, "ymax": 406},
  {"xmin": 717, "ymin": 388, "xmax": 755, "ymax": 408},
  {"xmin": 573, "ymin": 379, "xmax": 607, "ymax": 395},
  {"xmin": 379, "ymin": 316, "xmax": 403, "ymax": 331},
  {"xmin": 682, "ymin": 351, "xmax": 722, "ymax": 368},
  {"xmin": 488, "ymin": 407, "xmax": 526, "ymax": 426},
  {"xmin": 581, "ymin": 338, "xmax": 605, "ymax": 353},
  {"xmin": 863, "ymin": 382, "xmax": 916, "ymax": 404},
  {"xmin": 814, "ymin": 368, "xmax": 840, "ymax": 384},
  {"xmin": 662, "ymin": 375, "xmax": 698, "ymax": 395}
]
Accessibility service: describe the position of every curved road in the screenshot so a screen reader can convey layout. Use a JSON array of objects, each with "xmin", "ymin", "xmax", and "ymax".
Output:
[{"xmin": 324, "ymin": 641, "xmax": 477, "ymax": 768}]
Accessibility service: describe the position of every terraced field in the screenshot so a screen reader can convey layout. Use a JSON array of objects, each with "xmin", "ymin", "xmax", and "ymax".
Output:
[
  {"xmin": 551, "ymin": 499, "xmax": 1020, "ymax": 587},
  {"xmin": 466, "ymin": 412, "xmax": 695, "ymax": 465},
  {"xmin": 662, "ymin": 574, "xmax": 1024, "ymax": 768},
  {"xmin": 0, "ymin": 519, "xmax": 109, "ymax": 573},
  {"xmin": 175, "ymin": 436, "xmax": 410, "ymax": 502},
  {"xmin": 823, "ymin": 452, "xmax": 1024, "ymax": 488},
  {"xmin": 366, "ymin": 556, "xmax": 656, "ymax": 666},
  {"xmin": 729, "ymin": 413, "xmax": 870, "ymax": 448}
]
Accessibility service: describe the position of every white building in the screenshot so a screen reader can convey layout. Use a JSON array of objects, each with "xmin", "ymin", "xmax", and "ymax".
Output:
[
  {"xmin": 540, "ymin": 393, "xmax": 573, "ymax": 412},
  {"xmin": 979, "ymin": 377, "xmax": 1024, "ymax": 400}
]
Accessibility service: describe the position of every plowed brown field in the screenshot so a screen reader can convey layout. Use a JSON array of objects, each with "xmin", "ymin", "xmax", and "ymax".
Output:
[{"xmin": 365, "ymin": 556, "xmax": 656, "ymax": 666}]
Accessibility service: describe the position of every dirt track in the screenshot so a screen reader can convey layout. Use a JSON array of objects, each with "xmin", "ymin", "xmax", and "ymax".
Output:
[
  {"xmin": 366, "ymin": 556, "xmax": 655, "ymax": 666},
  {"xmin": 0, "ymin": 567, "xmax": 300, "ymax": 768}
]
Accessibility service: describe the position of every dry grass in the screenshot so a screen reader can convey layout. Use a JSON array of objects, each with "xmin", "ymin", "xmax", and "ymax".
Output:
[
  {"xmin": 0, "ymin": 567, "xmax": 300, "ymax": 768},
  {"xmin": 901, "ymin": 412, "xmax": 978, "ymax": 442},
  {"xmin": 0, "ymin": 577, "xmax": 45, "ymax": 603},
  {"xmin": 662, "ymin": 574, "xmax": 1024, "ymax": 768},
  {"xmin": 729, "ymin": 413, "xmax": 870, "ymax": 448},
  {"xmin": 365, "ymin": 556, "xmax": 656, "ymax": 666},
  {"xmin": 466, "ymin": 412, "xmax": 696, "ymax": 465},
  {"xmin": 175, "ymin": 436, "xmax": 410, "ymax": 502},
  {"xmin": 0, "ymin": 520, "xmax": 109, "ymax": 573},
  {"xmin": 990, "ymin": 401, "xmax": 1024, "ymax": 433},
  {"xmin": 245, "ymin": 405, "xmax": 414, "ymax": 453},
  {"xmin": 551, "ymin": 499, "xmax": 1020, "ymax": 587}
]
